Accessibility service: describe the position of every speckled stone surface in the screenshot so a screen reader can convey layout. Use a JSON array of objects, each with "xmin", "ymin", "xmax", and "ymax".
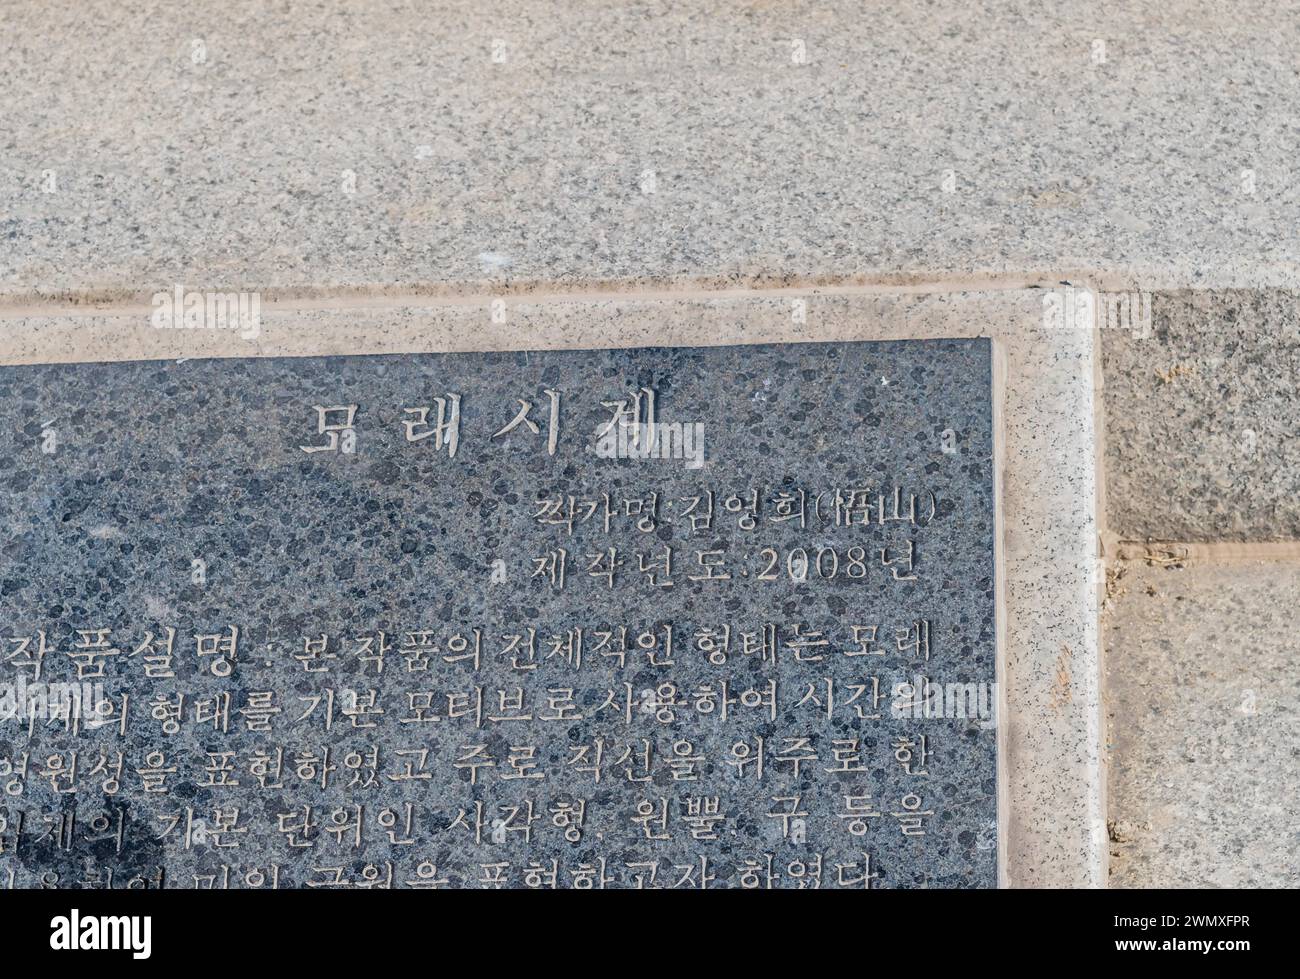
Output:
[
  {"xmin": 1102, "ymin": 290, "xmax": 1300, "ymax": 542},
  {"xmin": 3, "ymin": 0, "xmax": 1300, "ymax": 299},
  {"xmin": 0, "ymin": 339, "xmax": 999, "ymax": 888},
  {"xmin": 0, "ymin": 289, "xmax": 1103, "ymax": 887},
  {"xmin": 1105, "ymin": 560, "xmax": 1300, "ymax": 887}
]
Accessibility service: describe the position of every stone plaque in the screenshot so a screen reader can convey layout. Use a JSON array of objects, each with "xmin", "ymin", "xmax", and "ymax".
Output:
[{"xmin": 0, "ymin": 338, "xmax": 999, "ymax": 889}]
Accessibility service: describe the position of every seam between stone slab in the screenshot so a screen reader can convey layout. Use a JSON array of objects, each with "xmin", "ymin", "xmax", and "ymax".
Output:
[
  {"xmin": 3, "ymin": 263, "xmax": 1299, "ymax": 310},
  {"xmin": 0, "ymin": 272, "xmax": 1127, "ymax": 315},
  {"xmin": 0, "ymin": 289, "xmax": 1105, "ymax": 888}
]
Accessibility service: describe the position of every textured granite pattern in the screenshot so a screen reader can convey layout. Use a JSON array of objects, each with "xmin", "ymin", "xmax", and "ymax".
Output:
[
  {"xmin": 1103, "ymin": 290, "xmax": 1300, "ymax": 541},
  {"xmin": 3, "ymin": 0, "xmax": 1300, "ymax": 299},
  {"xmin": 1105, "ymin": 560, "xmax": 1300, "ymax": 887},
  {"xmin": 0, "ymin": 288, "xmax": 1105, "ymax": 887},
  {"xmin": 0, "ymin": 339, "xmax": 998, "ymax": 888}
]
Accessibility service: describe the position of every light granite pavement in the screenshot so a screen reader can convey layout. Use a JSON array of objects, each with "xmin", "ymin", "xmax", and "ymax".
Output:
[{"xmin": 3, "ymin": 0, "xmax": 1300, "ymax": 299}]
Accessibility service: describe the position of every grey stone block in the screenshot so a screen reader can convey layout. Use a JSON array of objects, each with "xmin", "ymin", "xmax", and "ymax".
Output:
[
  {"xmin": 1102, "ymin": 290, "xmax": 1300, "ymax": 541},
  {"xmin": 0, "ymin": 339, "xmax": 998, "ymax": 888}
]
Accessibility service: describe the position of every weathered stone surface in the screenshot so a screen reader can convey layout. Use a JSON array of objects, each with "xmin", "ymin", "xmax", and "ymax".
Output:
[
  {"xmin": 1105, "ymin": 559, "xmax": 1300, "ymax": 887},
  {"xmin": 0, "ymin": 338, "xmax": 998, "ymax": 888},
  {"xmin": 1102, "ymin": 290, "xmax": 1300, "ymax": 541}
]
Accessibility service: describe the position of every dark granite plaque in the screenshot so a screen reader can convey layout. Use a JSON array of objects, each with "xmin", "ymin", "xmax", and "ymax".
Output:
[{"xmin": 0, "ymin": 339, "xmax": 998, "ymax": 889}]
